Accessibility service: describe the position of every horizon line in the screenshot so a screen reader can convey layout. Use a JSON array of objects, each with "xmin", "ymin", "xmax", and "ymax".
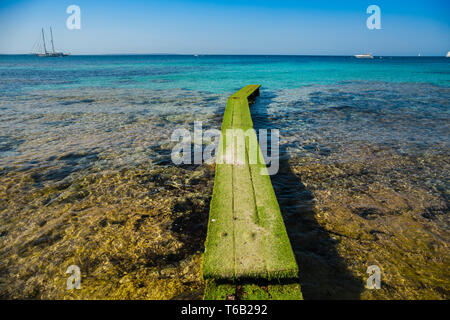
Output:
[{"xmin": 0, "ymin": 53, "xmax": 448, "ymax": 57}]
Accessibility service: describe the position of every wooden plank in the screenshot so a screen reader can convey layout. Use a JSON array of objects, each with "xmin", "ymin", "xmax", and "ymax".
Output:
[
  {"xmin": 202, "ymin": 84, "xmax": 299, "ymax": 285},
  {"xmin": 205, "ymin": 281, "xmax": 303, "ymax": 300},
  {"xmin": 233, "ymin": 146, "xmax": 266, "ymax": 278},
  {"xmin": 232, "ymin": 98, "xmax": 253, "ymax": 130},
  {"xmin": 230, "ymin": 91, "xmax": 265, "ymax": 278},
  {"xmin": 203, "ymin": 280, "xmax": 236, "ymax": 300},
  {"xmin": 202, "ymin": 133, "xmax": 235, "ymax": 279},
  {"xmin": 247, "ymin": 130, "xmax": 299, "ymax": 280},
  {"xmin": 230, "ymin": 84, "xmax": 261, "ymax": 100},
  {"xmin": 267, "ymin": 283, "xmax": 303, "ymax": 300},
  {"xmin": 221, "ymin": 98, "xmax": 234, "ymax": 131},
  {"xmin": 240, "ymin": 283, "xmax": 271, "ymax": 300}
]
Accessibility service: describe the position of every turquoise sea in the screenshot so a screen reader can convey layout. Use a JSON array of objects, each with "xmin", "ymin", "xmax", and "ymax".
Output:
[
  {"xmin": 1, "ymin": 54, "xmax": 449, "ymax": 163},
  {"xmin": 0, "ymin": 55, "xmax": 449, "ymax": 299},
  {"xmin": 1, "ymin": 55, "xmax": 449, "ymax": 93}
]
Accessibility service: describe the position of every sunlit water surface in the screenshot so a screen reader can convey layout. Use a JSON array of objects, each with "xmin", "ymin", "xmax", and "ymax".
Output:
[{"xmin": 0, "ymin": 55, "xmax": 448, "ymax": 299}]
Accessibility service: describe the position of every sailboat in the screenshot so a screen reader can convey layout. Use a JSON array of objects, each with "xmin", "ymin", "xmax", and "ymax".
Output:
[
  {"xmin": 446, "ymin": 51, "xmax": 450, "ymax": 58},
  {"xmin": 35, "ymin": 27, "xmax": 69, "ymax": 57},
  {"xmin": 354, "ymin": 53, "xmax": 374, "ymax": 59}
]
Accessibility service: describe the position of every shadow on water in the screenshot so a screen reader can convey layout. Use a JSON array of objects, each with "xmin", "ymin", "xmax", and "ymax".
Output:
[
  {"xmin": 30, "ymin": 152, "xmax": 99, "ymax": 187},
  {"xmin": 251, "ymin": 91, "xmax": 364, "ymax": 299}
]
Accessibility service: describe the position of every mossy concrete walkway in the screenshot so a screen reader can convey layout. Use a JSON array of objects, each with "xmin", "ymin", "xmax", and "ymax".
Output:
[{"xmin": 202, "ymin": 85, "xmax": 302, "ymax": 300}]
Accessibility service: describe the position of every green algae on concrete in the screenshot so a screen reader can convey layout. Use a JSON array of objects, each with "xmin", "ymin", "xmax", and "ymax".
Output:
[
  {"xmin": 240, "ymin": 282, "xmax": 302, "ymax": 300},
  {"xmin": 202, "ymin": 85, "xmax": 299, "ymax": 290},
  {"xmin": 230, "ymin": 84, "xmax": 261, "ymax": 100},
  {"xmin": 203, "ymin": 280, "xmax": 303, "ymax": 300},
  {"xmin": 267, "ymin": 283, "xmax": 303, "ymax": 300},
  {"xmin": 201, "ymin": 160, "xmax": 235, "ymax": 279},
  {"xmin": 233, "ymin": 148, "xmax": 266, "ymax": 278},
  {"xmin": 203, "ymin": 280, "xmax": 236, "ymax": 300},
  {"xmin": 248, "ymin": 130, "xmax": 298, "ymax": 280}
]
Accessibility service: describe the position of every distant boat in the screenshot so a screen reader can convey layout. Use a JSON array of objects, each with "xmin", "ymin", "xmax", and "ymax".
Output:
[
  {"xmin": 34, "ymin": 27, "xmax": 69, "ymax": 57},
  {"xmin": 446, "ymin": 51, "xmax": 450, "ymax": 58},
  {"xmin": 354, "ymin": 53, "xmax": 374, "ymax": 59}
]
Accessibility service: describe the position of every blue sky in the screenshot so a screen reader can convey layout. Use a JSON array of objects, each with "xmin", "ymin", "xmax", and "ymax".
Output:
[{"xmin": 0, "ymin": 0, "xmax": 449, "ymax": 55}]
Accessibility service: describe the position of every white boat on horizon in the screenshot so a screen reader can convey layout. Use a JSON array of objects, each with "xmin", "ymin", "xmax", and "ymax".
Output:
[
  {"xmin": 354, "ymin": 53, "xmax": 374, "ymax": 59},
  {"xmin": 446, "ymin": 51, "xmax": 450, "ymax": 58}
]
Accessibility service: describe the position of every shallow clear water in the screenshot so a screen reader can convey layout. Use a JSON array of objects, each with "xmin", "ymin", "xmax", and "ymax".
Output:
[{"xmin": 0, "ymin": 55, "xmax": 449, "ymax": 299}]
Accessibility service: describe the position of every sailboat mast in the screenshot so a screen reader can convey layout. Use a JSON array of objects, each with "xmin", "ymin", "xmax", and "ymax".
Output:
[
  {"xmin": 41, "ymin": 28, "xmax": 47, "ymax": 54},
  {"xmin": 50, "ymin": 27, "xmax": 55, "ymax": 53}
]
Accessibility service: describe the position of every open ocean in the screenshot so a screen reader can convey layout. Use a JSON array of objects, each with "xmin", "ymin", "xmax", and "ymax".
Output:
[{"xmin": 0, "ymin": 55, "xmax": 449, "ymax": 299}]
